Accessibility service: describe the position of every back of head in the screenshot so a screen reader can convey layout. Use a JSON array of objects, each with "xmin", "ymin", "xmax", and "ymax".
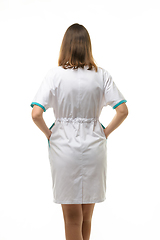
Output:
[{"xmin": 58, "ymin": 23, "xmax": 98, "ymax": 72}]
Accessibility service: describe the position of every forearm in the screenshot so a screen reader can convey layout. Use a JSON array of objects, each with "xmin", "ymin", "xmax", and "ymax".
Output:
[
  {"xmin": 32, "ymin": 115, "xmax": 51, "ymax": 139},
  {"xmin": 104, "ymin": 112, "xmax": 128, "ymax": 138}
]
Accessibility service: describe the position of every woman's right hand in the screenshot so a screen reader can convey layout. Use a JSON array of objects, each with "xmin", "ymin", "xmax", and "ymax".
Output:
[
  {"xmin": 46, "ymin": 129, "xmax": 52, "ymax": 140},
  {"xmin": 103, "ymin": 102, "xmax": 128, "ymax": 139},
  {"xmin": 104, "ymin": 128, "xmax": 109, "ymax": 139}
]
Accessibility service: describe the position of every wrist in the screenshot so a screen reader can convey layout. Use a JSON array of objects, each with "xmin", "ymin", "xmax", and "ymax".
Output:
[
  {"xmin": 45, "ymin": 129, "xmax": 52, "ymax": 140},
  {"xmin": 104, "ymin": 127, "xmax": 110, "ymax": 139}
]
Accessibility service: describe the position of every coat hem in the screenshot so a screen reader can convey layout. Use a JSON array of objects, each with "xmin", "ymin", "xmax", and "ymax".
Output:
[{"xmin": 52, "ymin": 197, "xmax": 106, "ymax": 204}]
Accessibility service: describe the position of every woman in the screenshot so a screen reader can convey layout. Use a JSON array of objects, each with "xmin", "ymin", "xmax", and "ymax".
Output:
[{"xmin": 31, "ymin": 23, "xmax": 128, "ymax": 240}]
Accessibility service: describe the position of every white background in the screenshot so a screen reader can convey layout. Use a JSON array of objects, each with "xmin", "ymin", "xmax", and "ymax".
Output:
[{"xmin": 0, "ymin": 0, "xmax": 160, "ymax": 239}]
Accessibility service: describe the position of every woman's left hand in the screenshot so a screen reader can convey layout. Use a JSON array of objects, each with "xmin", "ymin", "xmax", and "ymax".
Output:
[{"xmin": 46, "ymin": 129, "xmax": 52, "ymax": 140}]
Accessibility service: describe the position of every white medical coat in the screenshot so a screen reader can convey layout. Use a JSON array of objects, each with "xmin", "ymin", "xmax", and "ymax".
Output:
[{"xmin": 31, "ymin": 65, "xmax": 127, "ymax": 204}]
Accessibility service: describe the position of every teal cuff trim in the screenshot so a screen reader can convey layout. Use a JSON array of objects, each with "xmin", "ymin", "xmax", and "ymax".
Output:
[
  {"xmin": 30, "ymin": 102, "xmax": 46, "ymax": 112},
  {"xmin": 113, "ymin": 100, "xmax": 127, "ymax": 109},
  {"xmin": 101, "ymin": 123, "xmax": 105, "ymax": 129}
]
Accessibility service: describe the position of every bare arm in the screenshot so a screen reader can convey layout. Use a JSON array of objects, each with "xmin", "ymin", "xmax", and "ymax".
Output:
[
  {"xmin": 31, "ymin": 105, "xmax": 52, "ymax": 140},
  {"xmin": 104, "ymin": 103, "xmax": 128, "ymax": 139}
]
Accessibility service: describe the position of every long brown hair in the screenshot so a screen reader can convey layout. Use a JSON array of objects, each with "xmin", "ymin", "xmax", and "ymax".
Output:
[{"xmin": 58, "ymin": 23, "xmax": 98, "ymax": 72}]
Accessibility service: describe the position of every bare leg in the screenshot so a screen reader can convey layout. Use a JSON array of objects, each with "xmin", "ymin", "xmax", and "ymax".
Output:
[
  {"xmin": 61, "ymin": 204, "xmax": 83, "ymax": 240},
  {"xmin": 81, "ymin": 203, "xmax": 95, "ymax": 240}
]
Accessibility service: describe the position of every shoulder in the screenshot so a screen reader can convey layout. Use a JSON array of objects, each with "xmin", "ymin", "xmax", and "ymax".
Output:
[
  {"xmin": 98, "ymin": 66, "xmax": 110, "ymax": 77},
  {"xmin": 43, "ymin": 66, "xmax": 70, "ymax": 90},
  {"xmin": 45, "ymin": 66, "xmax": 63, "ymax": 77},
  {"xmin": 43, "ymin": 66, "xmax": 64, "ymax": 84},
  {"xmin": 97, "ymin": 67, "xmax": 112, "ymax": 87}
]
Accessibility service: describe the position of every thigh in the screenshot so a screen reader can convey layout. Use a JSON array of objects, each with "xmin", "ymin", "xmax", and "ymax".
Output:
[
  {"xmin": 61, "ymin": 204, "xmax": 83, "ymax": 223},
  {"xmin": 82, "ymin": 203, "xmax": 95, "ymax": 221}
]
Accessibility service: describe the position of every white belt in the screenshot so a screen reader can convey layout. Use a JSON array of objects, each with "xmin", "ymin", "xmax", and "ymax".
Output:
[{"xmin": 55, "ymin": 117, "xmax": 99, "ymax": 123}]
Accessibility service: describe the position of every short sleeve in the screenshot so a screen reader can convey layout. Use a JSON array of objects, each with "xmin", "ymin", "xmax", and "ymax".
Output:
[
  {"xmin": 30, "ymin": 69, "xmax": 55, "ymax": 112},
  {"xmin": 103, "ymin": 70, "xmax": 127, "ymax": 109}
]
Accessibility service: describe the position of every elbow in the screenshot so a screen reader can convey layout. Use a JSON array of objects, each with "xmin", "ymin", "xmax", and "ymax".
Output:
[
  {"xmin": 121, "ymin": 107, "xmax": 129, "ymax": 118},
  {"xmin": 116, "ymin": 103, "xmax": 129, "ymax": 117},
  {"xmin": 31, "ymin": 109, "xmax": 42, "ymax": 121},
  {"xmin": 32, "ymin": 113, "xmax": 37, "ymax": 121},
  {"xmin": 32, "ymin": 112, "xmax": 37, "ymax": 121},
  {"xmin": 123, "ymin": 107, "xmax": 129, "ymax": 117}
]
